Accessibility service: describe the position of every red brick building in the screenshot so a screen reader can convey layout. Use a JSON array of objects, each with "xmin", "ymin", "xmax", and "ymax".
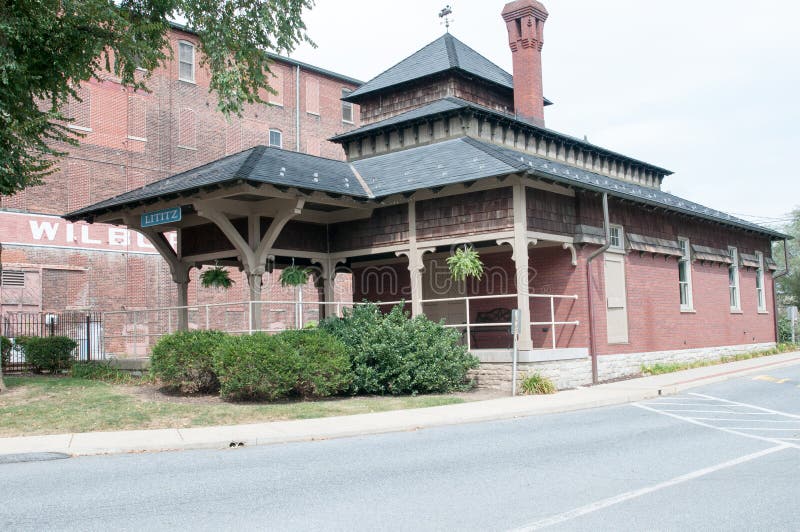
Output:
[
  {"xmin": 0, "ymin": 25, "xmax": 361, "ymax": 321},
  {"xmin": 23, "ymin": 2, "xmax": 791, "ymax": 388}
]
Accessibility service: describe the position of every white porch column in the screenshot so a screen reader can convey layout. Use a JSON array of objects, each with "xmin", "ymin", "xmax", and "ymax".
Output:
[
  {"xmin": 397, "ymin": 246, "xmax": 435, "ymax": 317},
  {"xmin": 504, "ymin": 182, "xmax": 534, "ymax": 351},
  {"xmin": 173, "ymin": 263, "xmax": 191, "ymax": 331},
  {"xmin": 247, "ymin": 272, "xmax": 263, "ymax": 330},
  {"xmin": 311, "ymin": 257, "xmax": 344, "ymax": 318}
]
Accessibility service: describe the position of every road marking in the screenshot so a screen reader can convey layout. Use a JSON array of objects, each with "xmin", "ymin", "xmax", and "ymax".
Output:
[
  {"xmin": 692, "ymin": 418, "xmax": 800, "ymax": 423},
  {"xmin": 688, "ymin": 393, "xmax": 800, "ymax": 419},
  {"xmin": 717, "ymin": 427, "xmax": 800, "ymax": 432},
  {"xmin": 656, "ymin": 409, "xmax": 775, "ymax": 415},
  {"xmin": 640, "ymin": 402, "xmax": 753, "ymax": 408},
  {"xmin": 508, "ymin": 445, "xmax": 790, "ymax": 531},
  {"xmin": 632, "ymin": 404, "xmax": 800, "ymax": 448},
  {"xmin": 753, "ymin": 375, "xmax": 792, "ymax": 384}
]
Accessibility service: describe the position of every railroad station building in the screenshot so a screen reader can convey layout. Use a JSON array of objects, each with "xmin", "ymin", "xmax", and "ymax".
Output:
[{"xmin": 8, "ymin": 1, "xmax": 789, "ymax": 388}]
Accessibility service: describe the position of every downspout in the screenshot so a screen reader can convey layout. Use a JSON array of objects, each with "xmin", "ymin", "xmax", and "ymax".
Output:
[
  {"xmin": 772, "ymin": 238, "xmax": 790, "ymax": 343},
  {"xmin": 295, "ymin": 64, "xmax": 301, "ymax": 152},
  {"xmin": 586, "ymin": 193, "xmax": 610, "ymax": 385}
]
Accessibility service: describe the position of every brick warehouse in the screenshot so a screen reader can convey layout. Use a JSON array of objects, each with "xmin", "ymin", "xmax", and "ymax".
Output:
[
  {"xmin": 21, "ymin": 1, "xmax": 794, "ymax": 388},
  {"xmin": 0, "ymin": 23, "xmax": 361, "ymax": 326}
]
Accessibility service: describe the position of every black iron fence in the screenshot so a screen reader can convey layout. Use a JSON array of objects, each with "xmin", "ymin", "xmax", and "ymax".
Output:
[{"xmin": 1, "ymin": 312, "xmax": 104, "ymax": 372}]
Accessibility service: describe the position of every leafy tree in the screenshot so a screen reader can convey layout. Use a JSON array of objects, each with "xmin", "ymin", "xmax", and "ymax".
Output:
[
  {"xmin": 774, "ymin": 207, "xmax": 800, "ymax": 306},
  {"xmin": 0, "ymin": 0, "xmax": 314, "ymax": 195}
]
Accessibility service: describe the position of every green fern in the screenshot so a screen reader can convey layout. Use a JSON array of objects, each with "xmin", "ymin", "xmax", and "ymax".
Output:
[
  {"xmin": 280, "ymin": 264, "xmax": 311, "ymax": 287},
  {"xmin": 446, "ymin": 245, "xmax": 484, "ymax": 281},
  {"xmin": 200, "ymin": 266, "xmax": 234, "ymax": 289}
]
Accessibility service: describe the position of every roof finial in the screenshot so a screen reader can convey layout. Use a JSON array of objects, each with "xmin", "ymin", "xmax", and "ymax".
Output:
[{"xmin": 439, "ymin": 5, "xmax": 453, "ymax": 32}]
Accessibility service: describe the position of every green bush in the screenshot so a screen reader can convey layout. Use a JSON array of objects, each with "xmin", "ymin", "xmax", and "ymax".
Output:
[
  {"xmin": 0, "ymin": 336, "xmax": 11, "ymax": 366},
  {"xmin": 320, "ymin": 303, "xmax": 479, "ymax": 395},
  {"xmin": 520, "ymin": 373, "xmax": 557, "ymax": 395},
  {"xmin": 277, "ymin": 329, "xmax": 351, "ymax": 398},
  {"xmin": 778, "ymin": 315, "xmax": 795, "ymax": 343},
  {"xmin": 18, "ymin": 336, "xmax": 77, "ymax": 373},
  {"xmin": 150, "ymin": 330, "xmax": 227, "ymax": 393},
  {"xmin": 212, "ymin": 333, "xmax": 297, "ymax": 400}
]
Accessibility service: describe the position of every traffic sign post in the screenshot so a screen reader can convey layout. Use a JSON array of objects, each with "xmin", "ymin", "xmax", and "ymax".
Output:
[{"xmin": 511, "ymin": 308, "xmax": 521, "ymax": 396}]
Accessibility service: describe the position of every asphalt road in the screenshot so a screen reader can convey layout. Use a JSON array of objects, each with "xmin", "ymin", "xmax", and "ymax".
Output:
[{"xmin": 2, "ymin": 365, "xmax": 799, "ymax": 531}]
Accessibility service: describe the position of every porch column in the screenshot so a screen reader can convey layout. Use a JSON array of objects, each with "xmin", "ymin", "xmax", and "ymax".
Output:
[
  {"xmin": 247, "ymin": 272, "xmax": 263, "ymax": 330},
  {"xmin": 397, "ymin": 246, "xmax": 435, "ymax": 317},
  {"xmin": 311, "ymin": 257, "xmax": 344, "ymax": 318},
  {"xmin": 173, "ymin": 263, "xmax": 192, "ymax": 331},
  {"xmin": 508, "ymin": 182, "xmax": 534, "ymax": 351}
]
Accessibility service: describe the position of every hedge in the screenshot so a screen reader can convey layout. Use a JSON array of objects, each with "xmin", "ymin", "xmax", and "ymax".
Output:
[{"xmin": 150, "ymin": 330, "xmax": 227, "ymax": 394}]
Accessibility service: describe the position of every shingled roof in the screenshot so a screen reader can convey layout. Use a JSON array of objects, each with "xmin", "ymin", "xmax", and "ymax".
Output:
[
  {"xmin": 65, "ymin": 139, "xmax": 787, "ymax": 239},
  {"xmin": 343, "ymin": 33, "xmax": 549, "ymax": 105}
]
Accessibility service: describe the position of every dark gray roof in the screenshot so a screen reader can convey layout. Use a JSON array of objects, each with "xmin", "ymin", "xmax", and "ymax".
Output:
[
  {"xmin": 345, "ymin": 33, "xmax": 541, "ymax": 103},
  {"xmin": 67, "ymin": 137, "xmax": 785, "ymax": 239},
  {"xmin": 66, "ymin": 146, "xmax": 365, "ymax": 219},
  {"xmin": 332, "ymin": 96, "xmax": 673, "ymax": 176}
]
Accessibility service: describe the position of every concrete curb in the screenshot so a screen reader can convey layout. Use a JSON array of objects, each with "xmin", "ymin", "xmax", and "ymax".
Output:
[{"xmin": 2, "ymin": 352, "xmax": 799, "ymax": 457}]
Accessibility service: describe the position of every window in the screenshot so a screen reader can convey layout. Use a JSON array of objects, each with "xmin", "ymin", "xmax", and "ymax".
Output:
[
  {"xmin": 756, "ymin": 251, "xmax": 766, "ymax": 312},
  {"xmin": 341, "ymin": 89, "xmax": 354, "ymax": 123},
  {"xmin": 1, "ymin": 270, "xmax": 25, "ymax": 287},
  {"xmin": 178, "ymin": 41, "xmax": 195, "ymax": 82},
  {"xmin": 678, "ymin": 238, "xmax": 693, "ymax": 310},
  {"xmin": 269, "ymin": 129, "xmax": 282, "ymax": 148},
  {"xmin": 728, "ymin": 246, "xmax": 740, "ymax": 311},
  {"xmin": 609, "ymin": 225, "xmax": 624, "ymax": 251}
]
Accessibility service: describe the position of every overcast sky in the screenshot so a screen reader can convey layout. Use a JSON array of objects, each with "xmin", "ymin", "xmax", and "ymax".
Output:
[{"xmin": 290, "ymin": 0, "xmax": 800, "ymax": 229}]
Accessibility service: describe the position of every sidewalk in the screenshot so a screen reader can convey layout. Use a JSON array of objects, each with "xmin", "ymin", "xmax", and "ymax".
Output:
[{"xmin": 2, "ymin": 352, "xmax": 799, "ymax": 457}]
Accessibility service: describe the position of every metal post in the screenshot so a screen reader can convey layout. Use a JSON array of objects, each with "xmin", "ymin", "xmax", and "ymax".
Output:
[
  {"xmin": 511, "ymin": 308, "xmax": 520, "ymax": 396},
  {"xmin": 167, "ymin": 309, "xmax": 172, "ymax": 334},
  {"xmin": 206, "ymin": 305, "xmax": 210, "ymax": 330},
  {"xmin": 132, "ymin": 311, "xmax": 138, "ymax": 357},
  {"xmin": 465, "ymin": 297, "xmax": 471, "ymax": 351},
  {"xmin": 248, "ymin": 301, "xmax": 253, "ymax": 335},
  {"xmin": 550, "ymin": 295, "xmax": 556, "ymax": 350},
  {"xmin": 86, "ymin": 314, "xmax": 91, "ymax": 362}
]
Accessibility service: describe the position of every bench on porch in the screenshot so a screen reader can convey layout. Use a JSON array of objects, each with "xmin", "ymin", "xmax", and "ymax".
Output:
[{"xmin": 470, "ymin": 307, "xmax": 512, "ymax": 349}]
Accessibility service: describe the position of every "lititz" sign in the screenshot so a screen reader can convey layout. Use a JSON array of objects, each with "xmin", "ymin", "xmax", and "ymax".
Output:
[{"xmin": 141, "ymin": 207, "xmax": 182, "ymax": 228}]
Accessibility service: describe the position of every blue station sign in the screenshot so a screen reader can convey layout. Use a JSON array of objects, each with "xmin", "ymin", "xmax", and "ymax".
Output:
[{"xmin": 141, "ymin": 207, "xmax": 182, "ymax": 228}]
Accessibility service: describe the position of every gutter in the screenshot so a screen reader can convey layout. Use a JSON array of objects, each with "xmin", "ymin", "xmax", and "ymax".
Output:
[
  {"xmin": 772, "ymin": 238, "xmax": 791, "ymax": 342},
  {"xmin": 586, "ymin": 192, "xmax": 610, "ymax": 385}
]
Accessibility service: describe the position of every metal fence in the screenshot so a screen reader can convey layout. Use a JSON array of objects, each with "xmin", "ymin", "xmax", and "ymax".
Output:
[{"xmin": 1, "ymin": 312, "xmax": 104, "ymax": 372}]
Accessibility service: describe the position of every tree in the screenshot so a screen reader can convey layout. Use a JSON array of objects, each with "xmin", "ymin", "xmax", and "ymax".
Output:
[
  {"xmin": 775, "ymin": 208, "xmax": 800, "ymax": 307},
  {"xmin": 0, "ymin": 0, "xmax": 314, "ymax": 196}
]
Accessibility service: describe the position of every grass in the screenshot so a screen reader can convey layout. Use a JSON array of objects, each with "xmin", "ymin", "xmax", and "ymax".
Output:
[
  {"xmin": 0, "ymin": 376, "xmax": 469, "ymax": 438},
  {"xmin": 520, "ymin": 373, "xmax": 557, "ymax": 395},
  {"xmin": 640, "ymin": 342, "xmax": 799, "ymax": 376}
]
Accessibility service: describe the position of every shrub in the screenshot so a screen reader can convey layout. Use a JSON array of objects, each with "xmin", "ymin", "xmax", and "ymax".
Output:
[
  {"xmin": 0, "ymin": 336, "xmax": 11, "ymax": 366},
  {"xmin": 778, "ymin": 315, "xmax": 795, "ymax": 343},
  {"xmin": 277, "ymin": 329, "xmax": 351, "ymax": 398},
  {"xmin": 213, "ymin": 333, "xmax": 297, "ymax": 400},
  {"xmin": 520, "ymin": 373, "xmax": 557, "ymax": 395},
  {"xmin": 320, "ymin": 303, "xmax": 479, "ymax": 395},
  {"xmin": 150, "ymin": 330, "xmax": 227, "ymax": 393},
  {"xmin": 18, "ymin": 336, "xmax": 77, "ymax": 373}
]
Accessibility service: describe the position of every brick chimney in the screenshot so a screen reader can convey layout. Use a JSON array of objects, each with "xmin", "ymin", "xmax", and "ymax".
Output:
[{"xmin": 502, "ymin": 0, "xmax": 548, "ymax": 126}]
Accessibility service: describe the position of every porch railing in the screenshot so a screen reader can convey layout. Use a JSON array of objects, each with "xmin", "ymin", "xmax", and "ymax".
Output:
[{"xmin": 529, "ymin": 293, "xmax": 580, "ymax": 349}]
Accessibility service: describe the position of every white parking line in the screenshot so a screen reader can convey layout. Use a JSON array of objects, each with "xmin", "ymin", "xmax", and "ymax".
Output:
[
  {"xmin": 508, "ymin": 445, "xmax": 790, "ymax": 531},
  {"xmin": 692, "ymin": 418, "xmax": 800, "ymax": 423},
  {"xmin": 640, "ymin": 403, "xmax": 753, "ymax": 408},
  {"xmin": 717, "ymin": 427, "xmax": 800, "ymax": 432},
  {"xmin": 688, "ymin": 393, "xmax": 800, "ymax": 419},
  {"xmin": 632, "ymin": 404, "xmax": 800, "ymax": 448},
  {"xmin": 656, "ymin": 409, "xmax": 776, "ymax": 415}
]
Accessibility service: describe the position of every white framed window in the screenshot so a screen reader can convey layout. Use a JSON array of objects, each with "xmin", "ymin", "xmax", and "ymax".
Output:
[
  {"xmin": 269, "ymin": 129, "xmax": 282, "ymax": 148},
  {"xmin": 728, "ymin": 246, "xmax": 740, "ymax": 311},
  {"xmin": 178, "ymin": 41, "xmax": 195, "ymax": 83},
  {"xmin": 678, "ymin": 237, "xmax": 693, "ymax": 310},
  {"xmin": 609, "ymin": 224, "xmax": 624, "ymax": 251},
  {"xmin": 755, "ymin": 251, "xmax": 766, "ymax": 312},
  {"xmin": 341, "ymin": 88, "xmax": 354, "ymax": 123}
]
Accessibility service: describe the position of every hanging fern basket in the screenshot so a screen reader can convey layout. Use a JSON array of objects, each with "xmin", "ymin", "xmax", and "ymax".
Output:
[
  {"xmin": 446, "ymin": 245, "xmax": 485, "ymax": 282},
  {"xmin": 280, "ymin": 262, "xmax": 311, "ymax": 287},
  {"xmin": 200, "ymin": 265, "xmax": 234, "ymax": 289}
]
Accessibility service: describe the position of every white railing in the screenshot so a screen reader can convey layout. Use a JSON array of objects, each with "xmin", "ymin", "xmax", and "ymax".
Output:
[
  {"xmin": 102, "ymin": 299, "xmax": 405, "ymax": 357},
  {"xmin": 529, "ymin": 293, "xmax": 580, "ymax": 349},
  {"xmin": 101, "ymin": 293, "xmax": 579, "ymax": 357}
]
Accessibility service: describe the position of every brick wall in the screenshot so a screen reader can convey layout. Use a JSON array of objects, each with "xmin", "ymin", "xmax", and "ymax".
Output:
[{"xmin": 1, "ymin": 27, "xmax": 361, "ymax": 316}]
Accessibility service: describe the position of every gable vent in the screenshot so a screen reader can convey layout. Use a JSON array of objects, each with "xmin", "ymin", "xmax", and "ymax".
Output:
[{"xmin": 1, "ymin": 270, "xmax": 25, "ymax": 287}]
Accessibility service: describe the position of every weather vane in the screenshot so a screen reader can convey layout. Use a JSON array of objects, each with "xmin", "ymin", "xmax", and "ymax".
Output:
[{"xmin": 439, "ymin": 5, "xmax": 453, "ymax": 32}]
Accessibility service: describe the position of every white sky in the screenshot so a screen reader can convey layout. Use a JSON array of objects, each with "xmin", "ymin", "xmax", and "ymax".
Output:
[{"xmin": 290, "ymin": 0, "xmax": 800, "ymax": 229}]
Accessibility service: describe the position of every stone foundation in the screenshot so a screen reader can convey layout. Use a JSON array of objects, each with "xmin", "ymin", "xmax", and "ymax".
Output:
[{"xmin": 471, "ymin": 342, "xmax": 777, "ymax": 392}]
